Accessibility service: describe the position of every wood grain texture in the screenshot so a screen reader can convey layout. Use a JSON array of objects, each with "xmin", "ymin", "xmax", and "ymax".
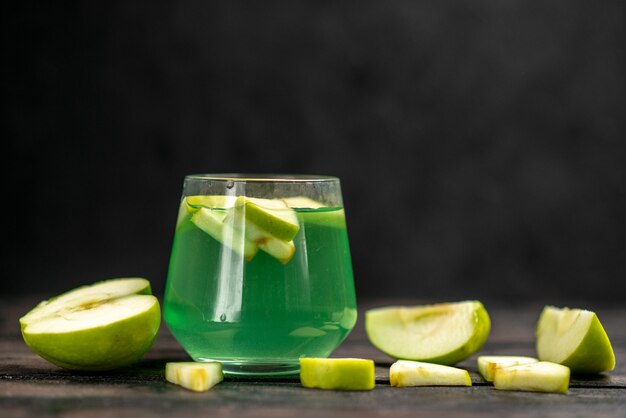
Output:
[{"xmin": 1, "ymin": 296, "xmax": 624, "ymax": 417}]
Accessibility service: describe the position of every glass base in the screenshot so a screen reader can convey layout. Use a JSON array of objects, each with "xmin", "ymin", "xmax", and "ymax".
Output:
[{"xmin": 195, "ymin": 358, "xmax": 300, "ymax": 377}]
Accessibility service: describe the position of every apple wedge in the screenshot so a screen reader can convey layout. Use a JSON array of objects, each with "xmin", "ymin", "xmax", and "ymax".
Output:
[
  {"xmin": 166, "ymin": 362, "xmax": 223, "ymax": 392},
  {"xmin": 365, "ymin": 301, "xmax": 490, "ymax": 365},
  {"xmin": 390, "ymin": 360, "xmax": 471, "ymax": 387},
  {"xmin": 536, "ymin": 306, "xmax": 615, "ymax": 374},
  {"xmin": 300, "ymin": 358, "xmax": 375, "ymax": 391},
  {"xmin": 477, "ymin": 356, "xmax": 538, "ymax": 382},
  {"xmin": 235, "ymin": 196, "xmax": 300, "ymax": 241},
  {"xmin": 493, "ymin": 361, "xmax": 570, "ymax": 394},
  {"xmin": 177, "ymin": 195, "xmax": 238, "ymax": 228},
  {"xmin": 190, "ymin": 198, "xmax": 298, "ymax": 264},
  {"xmin": 20, "ymin": 278, "xmax": 160, "ymax": 371},
  {"xmin": 191, "ymin": 207, "xmax": 258, "ymax": 260},
  {"xmin": 231, "ymin": 215, "xmax": 295, "ymax": 264}
]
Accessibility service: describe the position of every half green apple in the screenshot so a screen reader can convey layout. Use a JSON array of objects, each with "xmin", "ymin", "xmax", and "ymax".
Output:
[
  {"xmin": 536, "ymin": 306, "xmax": 615, "ymax": 374},
  {"xmin": 20, "ymin": 278, "xmax": 161, "ymax": 371},
  {"xmin": 365, "ymin": 301, "xmax": 490, "ymax": 365}
]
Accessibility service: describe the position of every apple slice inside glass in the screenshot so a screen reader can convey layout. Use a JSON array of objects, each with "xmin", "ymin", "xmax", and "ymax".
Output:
[
  {"xmin": 165, "ymin": 362, "xmax": 223, "ymax": 392},
  {"xmin": 235, "ymin": 196, "xmax": 300, "ymax": 241},
  {"xmin": 477, "ymin": 356, "xmax": 538, "ymax": 382},
  {"xmin": 191, "ymin": 207, "xmax": 259, "ymax": 260}
]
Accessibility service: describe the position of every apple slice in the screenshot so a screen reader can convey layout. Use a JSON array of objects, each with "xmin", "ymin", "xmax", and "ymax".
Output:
[
  {"xmin": 235, "ymin": 196, "xmax": 300, "ymax": 241},
  {"xmin": 20, "ymin": 278, "xmax": 160, "ymax": 371},
  {"xmin": 191, "ymin": 202, "xmax": 296, "ymax": 264},
  {"xmin": 177, "ymin": 195, "xmax": 238, "ymax": 228},
  {"xmin": 282, "ymin": 196, "xmax": 325, "ymax": 209},
  {"xmin": 20, "ymin": 278, "xmax": 153, "ymax": 329},
  {"xmin": 165, "ymin": 362, "xmax": 223, "ymax": 392},
  {"xmin": 536, "ymin": 306, "xmax": 615, "ymax": 374},
  {"xmin": 365, "ymin": 301, "xmax": 490, "ymax": 365},
  {"xmin": 231, "ymin": 215, "xmax": 295, "ymax": 264},
  {"xmin": 300, "ymin": 358, "xmax": 375, "ymax": 391},
  {"xmin": 477, "ymin": 356, "xmax": 538, "ymax": 382},
  {"xmin": 191, "ymin": 207, "xmax": 258, "ymax": 260},
  {"xmin": 493, "ymin": 361, "xmax": 570, "ymax": 394},
  {"xmin": 186, "ymin": 195, "xmax": 238, "ymax": 209},
  {"xmin": 390, "ymin": 360, "xmax": 471, "ymax": 387}
]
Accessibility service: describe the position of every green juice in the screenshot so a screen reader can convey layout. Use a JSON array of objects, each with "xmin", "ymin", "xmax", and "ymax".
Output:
[{"xmin": 163, "ymin": 204, "xmax": 357, "ymax": 376}]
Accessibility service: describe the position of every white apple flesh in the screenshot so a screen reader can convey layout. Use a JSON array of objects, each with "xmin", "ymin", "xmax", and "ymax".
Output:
[
  {"xmin": 166, "ymin": 362, "xmax": 223, "ymax": 392},
  {"xmin": 477, "ymin": 356, "xmax": 538, "ymax": 382},
  {"xmin": 493, "ymin": 361, "xmax": 570, "ymax": 394},
  {"xmin": 189, "ymin": 198, "xmax": 298, "ymax": 264},
  {"xmin": 390, "ymin": 360, "xmax": 471, "ymax": 387}
]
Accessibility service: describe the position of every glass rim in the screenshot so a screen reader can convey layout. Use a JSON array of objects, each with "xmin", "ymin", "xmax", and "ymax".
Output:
[{"xmin": 184, "ymin": 173, "xmax": 340, "ymax": 183}]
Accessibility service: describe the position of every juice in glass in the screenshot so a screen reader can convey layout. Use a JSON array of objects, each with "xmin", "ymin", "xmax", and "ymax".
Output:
[{"xmin": 163, "ymin": 175, "xmax": 357, "ymax": 376}]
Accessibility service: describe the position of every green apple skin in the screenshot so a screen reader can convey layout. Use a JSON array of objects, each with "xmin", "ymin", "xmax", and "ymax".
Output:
[
  {"xmin": 22, "ymin": 298, "xmax": 160, "ymax": 371},
  {"xmin": 536, "ymin": 306, "xmax": 615, "ymax": 374},
  {"xmin": 191, "ymin": 207, "xmax": 258, "ymax": 260},
  {"xmin": 235, "ymin": 196, "xmax": 300, "ymax": 242},
  {"xmin": 557, "ymin": 314, "xmax": 615, "ymax": 373},
  {"xmin": 435, "ymin": 302, "xmax": 491, "ymax": 365},
  {"xmin": 236, "ymin": 217, "xmax": 295, "ymax": 263},
  {"xmin": 365, "ymin": 301, "xmax": 491, "ymax": 366}
]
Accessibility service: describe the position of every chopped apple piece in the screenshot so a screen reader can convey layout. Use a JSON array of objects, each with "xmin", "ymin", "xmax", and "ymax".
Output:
[
  {"xmin": 191, "ymin": 207, "xmax": 258, "ymax": 260},
  {"xmin": 234, "ymin": 216, "xmax": 295, "ymax": 264},
  {"xmin": 477, "ymin": 356, "xmax": 538, "ymax": 382},
  {"xmin": 300, "ymin": 358, "xmax": 375, "ymax": 391},
  {"xmin": 235, "ymin": 196, "xmax": 300, "ymax": 241},
  {"xmin": 166, "ymin": 362, "xmax": 223, "ymax": 392},
  {"xmin": 493, "ymin": 361, "xmax": 570, "ymax": 394},
  {"xmin": 390, "ymin": 360, "xmax": 471, "ymax": 387},
  {"xmin": 536, "ymin": 306, "xmax": 615, "ymax": 374}
]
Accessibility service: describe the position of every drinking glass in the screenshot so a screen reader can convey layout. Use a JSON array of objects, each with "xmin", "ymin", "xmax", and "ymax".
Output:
[{"xmin": 163, "ymin": 174, "xmax": 357, "ymax": 376}]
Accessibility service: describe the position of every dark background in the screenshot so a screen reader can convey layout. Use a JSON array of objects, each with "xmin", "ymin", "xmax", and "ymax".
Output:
[{"xmin": 3, "ymin": 1, "xmax": 625, "ymax": 304}]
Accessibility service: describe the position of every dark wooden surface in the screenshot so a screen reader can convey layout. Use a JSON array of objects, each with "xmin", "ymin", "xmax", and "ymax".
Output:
[{"xmin": 1, "ymin": 296, "xmax": 624, "ymax": 417}]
